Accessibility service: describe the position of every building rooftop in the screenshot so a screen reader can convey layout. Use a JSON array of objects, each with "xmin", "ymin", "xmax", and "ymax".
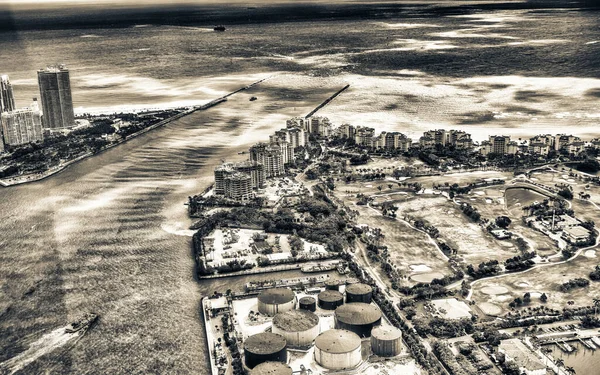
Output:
[
  {"xmin": 499, "ymin": 339, "xmax": 546, "ymax": 372},
  {"xmin": 563, "ymin": 225, "xmax": 591, "ymax": 238},
  {"xmin": 273, "ymin": 309, "xmax": 319, "ymax": 332},
  {"xmin": 315, "ymin": 329, "xmax": 361, "ymax": 353}
]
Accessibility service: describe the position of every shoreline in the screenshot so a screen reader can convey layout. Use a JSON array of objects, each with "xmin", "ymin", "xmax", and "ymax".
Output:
[{"xmin": 0, "ymin": 77, "xmax": 270, "ymax": 188}]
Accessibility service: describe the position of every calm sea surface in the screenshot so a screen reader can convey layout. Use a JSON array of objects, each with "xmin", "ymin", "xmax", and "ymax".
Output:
[{"xmin": 1, "ymin": 4, "xmax": 600, "ymax": 374}]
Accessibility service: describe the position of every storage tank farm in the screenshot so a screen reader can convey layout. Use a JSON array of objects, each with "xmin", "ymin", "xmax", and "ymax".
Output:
[
  {"xmin": 272, "ymin": 309, "xmax": 320, "ymax": 347},
  {"xmin": 370, "ymin": 326, "xmax": 403, "ymax": 357},
  {"xmin": 334, "ymin": 302, "xmax": 382, "ymax": 338},
  {"xmin": 317, "ymin": 290, "xmax": 344, "ymax": 310},
  {"xmin": 251, "ymin": 361, "xmax": 293, "ymax": 375},
  {"xmin": 257, "ymin": 287, "xmax": 296, "ymax": 317},
  {"xmin": 244, "ymin": 332, "xmax": 288, "ymax": 369},
  {"xmin": 314, "ymin": 329, "xmax": 362, "ymax": 370},
  {"xmin": 298, "ymin": 296, "xmax": 316, "ymax": 312},
  {"xmin": 345, "ymin": 283, "xmax": 373, "ymax": 303}
]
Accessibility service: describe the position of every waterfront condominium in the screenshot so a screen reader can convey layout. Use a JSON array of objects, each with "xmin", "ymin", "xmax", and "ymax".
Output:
[
  {"xmin": 0, "ymin": 75, "xmax": 16, "ymax": 113},
  {"xmin": 1, "ymin": 99, "xmax": 44, "ymax": 146},
  {"xmin": 37, "ymin": 65, "xmax": 75, "ymax": 129}
]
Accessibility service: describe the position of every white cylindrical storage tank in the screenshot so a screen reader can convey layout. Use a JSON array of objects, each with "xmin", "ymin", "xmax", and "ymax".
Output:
[
  {"xmin": 257, "ymin": 288, "xmax": 296, "ymax": 317},
  {"xmin": 370, "ymin": 326, "xmax": 403, "ymax": 357},
  {"xmin": 314, "ymin": 329, "xmax": 362, "ymax": 370},
  {"xmin": 272, "ymin": 309, "xmax": 320, "ymax": 347}
]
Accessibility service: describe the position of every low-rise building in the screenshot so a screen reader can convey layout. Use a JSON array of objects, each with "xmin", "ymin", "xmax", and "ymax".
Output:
[
  {"xmin": 562, "ymin": 225, "xmax": 591, "ymax": 245},
  {"xmin": 498, "ymin": 339, "xmax": 546, "ymax": 375}
]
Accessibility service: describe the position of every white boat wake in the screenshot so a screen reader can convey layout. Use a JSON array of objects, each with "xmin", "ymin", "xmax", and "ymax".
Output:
[{"xmin": 0, "ymin": 327, "xmax": 83, "ymax": 375}]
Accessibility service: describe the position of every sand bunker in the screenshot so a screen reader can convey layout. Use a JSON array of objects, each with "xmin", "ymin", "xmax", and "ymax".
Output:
[
  {"xmin": 585, "ymin": 250, "xmax": 597, "ymax": 258},
  {"xmin": 410, "ymin": 264, "xmax": 432, "ymax": 273},
  {"xmin": 480, "ymin": 286, "xmax": 509, "ymax": 295},
  {"xmin": 410, "ymin": 272, "xmax": 444, "ymax": 283},
  {"xmin": 479, "ymin": 302, "xmax": 503, "ymax": 316},
  {"xmin": 516, "ymin": 282, "xmax": 530, "ymax": 288}
]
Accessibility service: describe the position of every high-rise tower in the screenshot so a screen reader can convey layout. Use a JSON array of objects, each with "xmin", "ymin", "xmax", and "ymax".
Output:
[
  {"xmin": 37, "ymin": 65, "xmax": 75, "ymax": 129},
  {"xmin": 0, "ymin": 75, "xmax": 16, "ymax": 113}
]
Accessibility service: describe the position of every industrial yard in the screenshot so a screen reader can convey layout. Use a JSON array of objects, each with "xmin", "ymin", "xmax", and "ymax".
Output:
[{"xmin": 202, "ymin": 282, "xmax": 420, "ymax": 375}]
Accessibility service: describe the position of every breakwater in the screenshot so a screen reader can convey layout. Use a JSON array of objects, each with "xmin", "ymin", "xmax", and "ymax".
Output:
[{"xmin": 305, "ymin": 84, "xmax": 350, "ymax": 118}]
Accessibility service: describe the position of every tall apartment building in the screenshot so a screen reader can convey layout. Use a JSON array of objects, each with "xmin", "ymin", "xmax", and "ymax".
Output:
[
  {"xmin": 380, "ymin": 132, "xmax": 412, "ymax": 151},
  {"xmin": 0, "ymin": 75, "xmax": 16, "ymax": 113},
  {"xmin": 223, "ymin": 172, "xmax": 254, "ymax": 201},
  {"xmin": 480, "ymin": 135, "xmax": 518, "ymax": 156},
  {"xmin": 270, "ymin": 141, "xmax": 294, "ymax": 164},
  {"xmin": 286, "ymin": 117, "xmax": 308, "ymax": 131},
  {"xmin": 234, "ymin": 160, "xmax": 265, "ymax": 190},
  {"xmin": 337, "ymin": 123, "xmax": 356, "ymax": 140},
  {"xmin": 37, "ymin": 65, "xmax": 75, "ymax": 129},
  {"xmin": 1, "ymin": 100, "xmax": 44, "ymax": 146},
  {"xmin": 214, "ymin": 161, "xmax": 265, "ymax": 195},
  {"xmin": 354, "ymin": 127, "xmax": 375, "ymax": 147},
  {"xmin": 249, "ymin": 142, "xmax": 284, "ymax": 178},
  {"xmin": 554, "ymin": 134, "xmax": 582, "ymax": 151},
  {"xmin": 420, "ymin": 129, "xmax": 472, "ymax": 150}
]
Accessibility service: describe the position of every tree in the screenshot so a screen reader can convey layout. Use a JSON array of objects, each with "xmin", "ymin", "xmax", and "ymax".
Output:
[
  {"xmin": 540, "ymin": 293, "xmax": 548, "ymax": 303},
  {"xmin": 377, "ymin": 185, "xmax": 383, "ymax": 192},
  {"xmin": 594, "ymin": 298, "xmax": 600, "ymax": 316},
  {"xmin": 523, "ymin": 292, "xmax": 531, "ymax": 304},
  {"xmin": 495, "ymin": 216, "xmax": 512, "ymax": 228}
]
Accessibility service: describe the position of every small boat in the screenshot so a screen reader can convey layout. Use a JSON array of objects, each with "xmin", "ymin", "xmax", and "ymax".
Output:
[
  {"xmin": 65, "ymin": 313, "xmax": 98, "ymax": 333},
  {"xmin": 249, "ymin": 96, "xmax": 258, "ymax": 101},
  {"xmin": 214, "ymin": 25, "xmax": 226, "ymax": 32}
]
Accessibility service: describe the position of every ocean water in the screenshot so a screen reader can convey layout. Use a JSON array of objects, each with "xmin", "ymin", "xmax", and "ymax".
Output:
[{"xmin": 0, "ymin": 3, "xmax": 600, "ymax": 374}]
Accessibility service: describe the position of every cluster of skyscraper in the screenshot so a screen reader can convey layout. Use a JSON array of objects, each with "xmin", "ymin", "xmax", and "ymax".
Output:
[
  {"xmin": 213, "ymin": 116, "xmax": 330, "ymax": 201},
  {"xmin": 0, "ymin": 66, "xmax": 75, "ymax": 152}
]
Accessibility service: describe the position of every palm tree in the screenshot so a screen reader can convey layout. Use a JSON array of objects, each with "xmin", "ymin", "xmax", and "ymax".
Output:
[
  {"xmin": 565, "ymin": 366, "xmax": 576, "ymax": 374},
  {"xmin": 555, "ymin": 358, "xmax": 565, "ymax": 368}
]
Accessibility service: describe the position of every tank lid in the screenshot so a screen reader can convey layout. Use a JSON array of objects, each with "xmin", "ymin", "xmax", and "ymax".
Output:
[
  {"xmin": 244, "ymin": 332, "xmax": 287, "ymax": 354},
  {"xmin": 346, "ymin": 283, "xmax": 372, "ymax": 294},
  {"xmin": 252, "ymin": 361, "xmax": 293, "ymax": 375},
  {"xmin": 258, "ymin": 288, "xmax": 295, "ymax": 305},
  {"xmin": 273, "ymin": 310, "xmax": 319, "ymax": 331},
  {"xmin": 299, "ymin": 296, "xmax": 315, "ymax": 304},
  {"xmin": 335, "ymin": 303, "xmax": 381, "ymax": 325},
  {"xmin": 318, "ymin": 290, "xmax": 343, "ymax": 302},
  {"xmin": 315, "ymin": 329, "xmax": 361, "ymax": 353},
  {"xmin": 371, "ymin": 326, "xmax": 402, "ymax": 341}
]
